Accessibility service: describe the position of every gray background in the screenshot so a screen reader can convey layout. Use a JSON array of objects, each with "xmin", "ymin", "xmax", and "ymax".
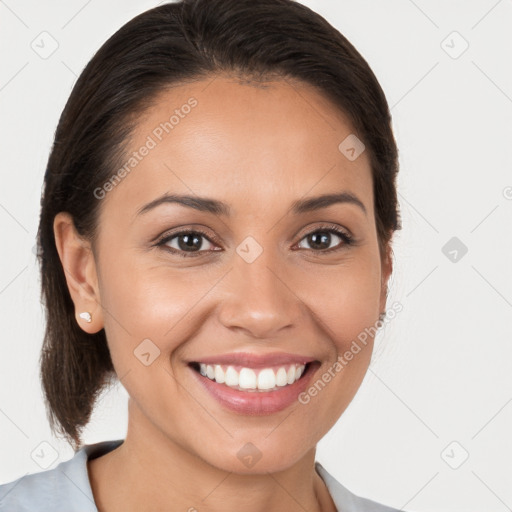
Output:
[{"xmin": 1, "ymin": 1, "xmax": 511, "ymax": 510}]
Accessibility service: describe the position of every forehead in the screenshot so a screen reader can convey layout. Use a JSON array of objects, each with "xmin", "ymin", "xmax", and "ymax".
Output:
[{"xmin": 101, "ymin": 76, "xmax": 373, "ymax": 220}]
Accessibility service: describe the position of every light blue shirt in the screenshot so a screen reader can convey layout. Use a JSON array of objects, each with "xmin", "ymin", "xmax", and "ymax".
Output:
[{"xmin": 0, "ymin": 439, "xmax": 403, "ymax": 511}]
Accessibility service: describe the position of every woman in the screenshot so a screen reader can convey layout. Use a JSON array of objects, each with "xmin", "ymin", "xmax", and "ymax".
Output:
[{"xmin": 0, "ymin": 0, "xmax": 404, "ymax": 510}]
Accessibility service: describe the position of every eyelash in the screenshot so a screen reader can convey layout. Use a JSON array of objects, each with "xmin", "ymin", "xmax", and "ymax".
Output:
[{"xmin": 154, "ymin": 224, "xmax": 355, "ymax": 258}]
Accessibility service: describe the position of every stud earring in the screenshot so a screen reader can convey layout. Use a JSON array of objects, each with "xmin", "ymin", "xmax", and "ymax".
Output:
[{"xmin": 79, "ymin": 312, "xmax": 92, "ymax": 323}]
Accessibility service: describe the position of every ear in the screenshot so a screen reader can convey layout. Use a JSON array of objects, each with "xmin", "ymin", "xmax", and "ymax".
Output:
[
  {"xmin": 379, "ymin": 241, "xmax": 393, "ymax": 317},
  {"xmin": 53, "ymin": 212, "xmax": 104, "ymax": 334}
]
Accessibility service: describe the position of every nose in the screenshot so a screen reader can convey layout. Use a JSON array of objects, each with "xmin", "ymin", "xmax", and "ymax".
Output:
[{"xmin": 217, "ymin": 247, "xmax": 303, "ymax": 340}]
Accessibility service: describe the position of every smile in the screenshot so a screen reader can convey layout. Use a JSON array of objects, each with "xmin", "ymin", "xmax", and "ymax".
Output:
[
  {"xmin": 188, "ymin": 357, "xmax": 320, "ymax": 415},
  {"xmin": 191, "ymin": 362, "xmax": 309, "ymax": 392}
]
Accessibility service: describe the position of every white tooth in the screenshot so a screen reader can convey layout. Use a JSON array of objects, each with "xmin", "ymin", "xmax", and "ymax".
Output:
[
  {"xmin": 214, "ymin": 365, "xmax": 225, "ymax": 383},
  {"xmin": 224, "ymin": 366, "xmax": 239, "ymax": 387},
  {"xmin": 287, "ymin": 365, "xmax": 296, "ymax": 384},
  {"xmin": 257, "ymin": 368, "xmax": 276, "ymax": 390},
  {"xmin": 276, "ymin": 367, "xmax": 288, "ymax": 386},
  {"xmin": 200, "ymin": 363, "xmax": 307, "ymax": 391},
  {"xmin": 239, "ymin": 368, "xmax": 257, "ymax": 389}
]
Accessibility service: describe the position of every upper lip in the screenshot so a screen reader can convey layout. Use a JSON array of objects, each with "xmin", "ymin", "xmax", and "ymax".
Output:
[{"xmin": 190, "ymin": 352, "xmax": 317, "ymax": 368}]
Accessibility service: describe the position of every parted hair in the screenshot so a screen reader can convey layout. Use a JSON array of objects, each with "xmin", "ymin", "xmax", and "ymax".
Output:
[{"xmin": 36, "ymin": 0, "xmax": 401, "ymax": 451}]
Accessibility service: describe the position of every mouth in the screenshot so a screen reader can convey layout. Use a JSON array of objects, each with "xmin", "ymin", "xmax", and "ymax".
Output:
[
  {"xmin": 187, "ymin": 357, "xmax": 321, "ymax": 415},
  {"xmin": 188, "ymin": 361, "xmax": 314, "ymax": 392}
]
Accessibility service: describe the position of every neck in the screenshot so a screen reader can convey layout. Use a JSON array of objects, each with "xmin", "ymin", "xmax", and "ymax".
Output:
[{"xmin": 88, "ymin": 399, "xmax": 336, "ymax": 512}]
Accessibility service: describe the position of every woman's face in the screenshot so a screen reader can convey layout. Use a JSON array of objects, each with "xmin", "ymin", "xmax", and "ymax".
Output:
[{"xmin": 80, "ymin": 76, "xmax": 391, "ymax": 473}]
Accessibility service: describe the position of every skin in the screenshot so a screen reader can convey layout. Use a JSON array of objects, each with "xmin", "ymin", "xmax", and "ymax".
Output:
[{"xmin": 54, "ymin": 75, "xmax": 392, "ymax": 512}]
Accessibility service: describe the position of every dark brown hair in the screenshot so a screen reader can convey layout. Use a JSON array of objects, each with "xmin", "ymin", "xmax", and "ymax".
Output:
[{"xmin": 36, "ymin": 0, "xmax": 401, "ymax": 451}]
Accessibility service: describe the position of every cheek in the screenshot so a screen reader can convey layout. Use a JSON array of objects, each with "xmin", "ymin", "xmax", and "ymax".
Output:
[
  {"xmin": 292, "ymin": 254, "xmax": 382, "ymax": 420},
  {"xmin": 97, "ymin": 248, "xmax": 221, "ymax": 376},
  {"xmin": 297, "ymin": 254, "xmax": 382, "ymax": 347}
]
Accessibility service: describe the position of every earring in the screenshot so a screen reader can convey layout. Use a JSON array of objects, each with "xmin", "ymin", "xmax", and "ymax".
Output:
[{"xmin": 79, "ymin": 311, "xmax": 92, "ymax": 323}]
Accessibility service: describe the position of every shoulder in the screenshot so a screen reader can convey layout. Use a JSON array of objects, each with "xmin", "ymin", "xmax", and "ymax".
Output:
[
  {"xmin": 315, "ymin": 462, "xmax": 404, "ymax": 512},
  {"xmin": 0, "ymin": 439, "xmax": 124, "ymax": 512}
]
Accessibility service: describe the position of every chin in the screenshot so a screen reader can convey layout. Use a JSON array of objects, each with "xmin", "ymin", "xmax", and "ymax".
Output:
[{"xmin": 198, "ymin": 435, "xmax": 313, "ymax": 475}]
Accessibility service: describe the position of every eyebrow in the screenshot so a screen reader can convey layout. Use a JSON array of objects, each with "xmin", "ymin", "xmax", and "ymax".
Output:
[
  {"xmin": 136, "ymin": 191, "xmax": 367, "ymax": 217},
  {"xmin": 291, "ymin": 192, "xmax": 367, "ymax": 216}
]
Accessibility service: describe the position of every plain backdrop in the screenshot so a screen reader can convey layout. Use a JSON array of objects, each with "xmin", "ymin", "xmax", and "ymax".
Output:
[{"xmin": 1, "ymin": 1, "xmax": 511, "ymax": 511}]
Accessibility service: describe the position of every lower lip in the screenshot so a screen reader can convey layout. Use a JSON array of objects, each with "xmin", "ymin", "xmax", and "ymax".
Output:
[{"xmin": 189, "ymin": 362, "xmax": 319, "ymax": 415}]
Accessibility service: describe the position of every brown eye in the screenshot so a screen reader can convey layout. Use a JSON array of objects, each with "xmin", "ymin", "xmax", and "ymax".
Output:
[
  {"xmin": 296, "ymin": 226, "xmax": 353, "ymax": 252},
  {"xmin": 157, "ymin": 230, "xmax": 219, "ymax": 257}
]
